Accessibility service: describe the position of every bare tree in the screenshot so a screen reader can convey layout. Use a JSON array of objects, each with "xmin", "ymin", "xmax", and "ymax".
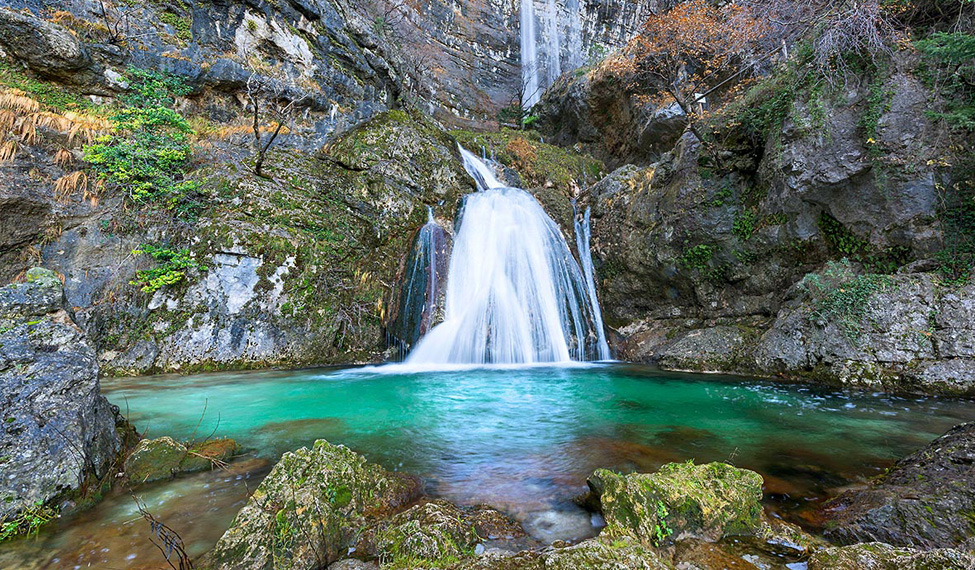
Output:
[{"xmin": 245, "ymin": 74, "xmax": 298, "ymax": 179}]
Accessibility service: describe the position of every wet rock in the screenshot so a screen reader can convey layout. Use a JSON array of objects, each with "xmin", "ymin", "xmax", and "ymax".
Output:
[
  {"xmin": 0, "ymin": 8, "xmax": 98, "ymax": 84},
  {"xmin": 124, "ymin": 436, "xmax": 187, "ymax": 484},
  {"xmin": 657, "ymin": 326, "xmax": 749, "ymax": 372},
  {"xmin": 822, "ymin": 422, "xmax": 975, "ymax": 549},
  {"xmin": 208, "ymin": 439, "xmax": 421, "ymax": 570},
  {"xmin": 0, "ymin": 270, "xmax": 120, "ymax": 520},
  {"xmin": 807, "ymin": 543, "xmax": 975, "ymax": 570},
  {"xmin": 179, "ymin": 438, "xmax": 239, "ymax": 472},
  {"xmin": 673, "ymin": 540, "xmax": 762, "ymax": 570},
  {"xmin": 587, "ymin": 462, "xmax": 765, "ymax": 544}
]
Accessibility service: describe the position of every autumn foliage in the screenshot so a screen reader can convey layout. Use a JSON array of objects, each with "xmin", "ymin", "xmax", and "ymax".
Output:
[{"xmin": 615, "ymin": 0, "xmax": 771, "ymax": 147}]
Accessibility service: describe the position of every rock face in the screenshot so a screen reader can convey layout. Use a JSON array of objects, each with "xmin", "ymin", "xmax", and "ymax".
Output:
[
  {"xmin": 208, "ymin": 439, "xmax": 422, "ymax": 570},
  {"xmin": 587, "ymin": 462, "xmax": 765, "ymax": 544},
  {"xmin": 0, "ymin": 268, "xmax": 120, "ymax": 520},
  {"xmin": 0, "ymin": 9, "xmax": 98, "ymax": 85},
  {"xmin": 808, "ymin": 543, "xmax": 975, "ymax": 570},
  {"xmin": 822, "ymin": 423, "xmax": 975, "ymax": 550},
  {"xmin": 566, "ymin": 51, "xmax": 974, "ymax": 396}
]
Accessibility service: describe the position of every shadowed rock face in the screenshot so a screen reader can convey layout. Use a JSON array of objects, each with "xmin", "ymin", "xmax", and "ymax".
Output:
[
  {"xmin": 822, "ymin": 423, "xmax": 975, "ymax": 550},
  {"xmin": 0, "ymin": 268, "xmax": 120, "ymax": 520}
]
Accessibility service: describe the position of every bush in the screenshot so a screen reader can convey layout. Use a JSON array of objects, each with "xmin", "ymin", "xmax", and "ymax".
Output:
[
  {"xmin": 803, "ymin": 260, "xmax": 892, "ymax": 341},
  {"xmin": 83, "ymin": 68, "xmax": 196, "ymax": 204},
  {"xmin": 130, "ymin": 244, "xmax": 207, "ymax": 294}
]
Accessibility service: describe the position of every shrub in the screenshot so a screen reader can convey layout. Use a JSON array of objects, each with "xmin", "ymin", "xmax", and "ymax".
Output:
[
  {"xmin": 83, "ymin": 68, "xmax": 196, "ymax": 204},
  {"xmin": 803, "ymin": 260, "xmax": 892, "ymax": 341},
  {"xmin": 130, "ymin": 244, "xmax": 206, "ymax": 294}
]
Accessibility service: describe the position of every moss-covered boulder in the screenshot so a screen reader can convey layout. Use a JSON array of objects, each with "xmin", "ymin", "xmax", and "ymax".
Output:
[
  {"xmin": 179, "ymin": 438, "xmax": 239, "ymax": 472},
  {"xmin": 587, "ymin": 462, "xmax": 764, "ymax": 544},
  {"xmin": 208, "ymin": 440, "xmax": 421, "ymax": 570},
  {"xmin": 373, "ymin": 500, "xmax": 480, "ymax": 569},
  {"xmin": 807, "ymin": 543, "xmax": 975, "ymax": 570},
  {"xmin": 124, "ymin": 436, "xmax": 187, "ymax": 484}
]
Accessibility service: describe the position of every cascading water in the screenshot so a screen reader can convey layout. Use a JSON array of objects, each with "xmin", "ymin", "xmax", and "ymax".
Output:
[
  {"xmin": 388, "ymin": 207, "xmax": 450, "ymax": 357},
  {"xmin": 520, "ymin": 0, "xmax": 540, "ymax": 109},
  {"xmin": 405, "ymin": 148, "xmax": 610, "ymax": 365},
  {"xmin": 574, "ymin": 205, "xmax": 610, "ymax": 360}
]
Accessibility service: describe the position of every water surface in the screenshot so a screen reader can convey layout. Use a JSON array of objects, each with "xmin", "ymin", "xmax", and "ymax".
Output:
[{"xmin": 3, "ymin": 364, "xmax": 972, "ymax": 569}]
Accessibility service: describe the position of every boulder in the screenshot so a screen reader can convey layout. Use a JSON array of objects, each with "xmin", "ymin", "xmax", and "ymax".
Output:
[
  {"xmin": 373, "ymin": 500, "xmax": 481, "ymax": 568},
  {"xmin": 587, "ymin": 462, "xmax": 765, "ymax": 544},
  {"xmin": 124, "ymin": 436, "xmax": 187, "ymax": 483},
  {"xmin": 0, "ymin": 8, "xmax": 97, "ymax": 83},
  {"xmin": 208, "ymin": 439, "xmax": 421, "ymax": 570},
  {"xmin": 807, "ymin": 543, "xmax": 975, "ymax": 570},
  {"xmin": 822, "ymin": 422, "xmax": 975, "ymax": 549},
  {"xmin": 0, "ymin": 269, "xmax": 119, "ymax": 520}
]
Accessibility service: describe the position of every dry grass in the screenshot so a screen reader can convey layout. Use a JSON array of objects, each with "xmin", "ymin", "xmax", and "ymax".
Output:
[
  {"xmin": 0, "ymin": 139, "xmax": 19, "ymax": 164},
  {"xmin": 54, "ymin": 148, "xmax": 74, "ymax": 167},
  {"xmin": 0, "ymin": 89, "xmax": 110, "ymax": 148},
  {"xmin": 0, "ymin": 90, "xmax": 41, "ymax": 113},
  {"xmin": 54, "ymin": 171, "xmax": 89, "ymax": 201}
]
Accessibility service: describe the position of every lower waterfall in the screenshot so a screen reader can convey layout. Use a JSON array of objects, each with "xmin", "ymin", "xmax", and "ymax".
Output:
[{"xmin": 405, "ymin": 148, "xmax": 610, "ymax": 365}]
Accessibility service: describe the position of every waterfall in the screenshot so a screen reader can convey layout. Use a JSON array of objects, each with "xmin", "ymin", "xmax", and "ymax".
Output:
[
  {"xmin": 520, "ymin": 0, "xmax": 540, "ymax": 109},
  {"xmin": 574, "ymin": 206, "xmax": 611, "ymax": 360},
  {"xmin": 405, "ymin": 148, "xmax": 609, "ymax": 365},
  {"xmin": 544, "ymin": 0, "xmax": 562, "ymax": 84},
  {"xmin": 388, "ymin": 207, "xmax": 449, "ymax": 357}
]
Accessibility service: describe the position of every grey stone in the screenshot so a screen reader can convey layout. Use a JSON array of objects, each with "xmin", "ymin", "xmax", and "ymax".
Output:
[
  {"xmin": 0, "ymin": 274, "xmax": 119, "ymax": 520},
  {"xmin": 0, "ymin": 8, "xmax": 98, "ymax": 83}
]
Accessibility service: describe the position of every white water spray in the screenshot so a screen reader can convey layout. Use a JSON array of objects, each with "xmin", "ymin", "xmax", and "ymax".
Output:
[
  {"xmin": 574, "ymin": 206, "xmax": 610, "ymax": 360},
  {"xmin": 406, "ymin": 149, "xmax": 609, "ymax": 365}
]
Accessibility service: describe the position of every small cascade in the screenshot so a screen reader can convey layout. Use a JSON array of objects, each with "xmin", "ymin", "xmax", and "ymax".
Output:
[
  {"xmin": 405, "ymin": 149, "xmax": 609, "ymax": 365},
  {"xmin": 520, "ymin": 0, "xmax": 540, "ymax": 109},
  {"xmin": 574, "ymin": 205, "xmax": 611, "ymax": 360},
  {"xmin": 388, "ymin": 206, "xmax": 450, "ymax": 357}
]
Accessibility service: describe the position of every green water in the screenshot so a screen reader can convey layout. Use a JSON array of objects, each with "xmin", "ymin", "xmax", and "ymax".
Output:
[
  {"xmin": 107, "ymin": 363, "xmax": 972, "ymax": 526},
  {"xmin": 3, "ymin": 364, "xmax": 972, "ymax": 570}
]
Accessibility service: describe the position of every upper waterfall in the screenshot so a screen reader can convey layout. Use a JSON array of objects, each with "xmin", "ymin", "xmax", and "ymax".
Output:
[{"xmin": 405, "ymin": 148, "xmax": 610, "ymax": 366}]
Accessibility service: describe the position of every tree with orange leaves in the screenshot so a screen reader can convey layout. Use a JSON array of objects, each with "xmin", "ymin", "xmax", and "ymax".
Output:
[{"xmin": 623, "ymin": 0, "xmax": 772, "ymax": 148}]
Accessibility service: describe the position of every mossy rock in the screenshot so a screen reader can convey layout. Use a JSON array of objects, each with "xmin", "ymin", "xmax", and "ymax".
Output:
[
  {"xmin": 807, "ymin": 542, "xmax": 975, "ymax": 570},
  {"xmin": 179, "ymin": 438, "xmax": 239, "ymax": 472},
  {"xmin": 588, "ymin": 461, "xmax": 764, "ymax": 544},
  {"xmin": 208, "ymin": 440, "xmax": 421, "ymax": 570},
  {"xmin": 542, "ymin": 536, "xmax": 671, "ymax": 570},
  {"xmin": 124, "ymin": 436, "xmax": 187, "ymax": 484},
  {"xmin": 375, "ymin": 500, "xmax": 480, "ymax": 569},
  {"xmin": 24, "ymin": 267, "xmax": 61, "ymax": 288}
]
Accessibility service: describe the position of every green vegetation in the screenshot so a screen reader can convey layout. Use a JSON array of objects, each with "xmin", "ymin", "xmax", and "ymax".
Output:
[
  {"xmin": 733, "ymin": 210, "xmax": 758, "ymax": 240},
  {"xmin": 916, "ymin": 31, "xmax": 975, "ymax": 130},
  {"xmin": 129, "ymin": 244, "xmax": 206, "ymax": 294},
  {"xmin": 0, "ymin": 61, "xmax": 92, "ymax": 112},
  {"xmin": 651, "ymin": 500, "xmax": 673, "ymax": 546},
  {"xmin": 158, "ymin": 12, "xmax": 192, "ymax": 43},
  {"xmin": 0, "ymin": 501, "xmax": 57, "ymax": 542},
  {"xmin": 803, "ymin": 260, "xmax": 892, "ymax": 342},
  {"xmin": 84, "ymin": 68, "xmax": 196, "ymax": 205},
  {"xmin": 451, "ymin": 129, "xmax": 605, "ymax": 190},
  {"xmin": 679, "ymin": 244, "xmax": 715, "ymax": 271}
]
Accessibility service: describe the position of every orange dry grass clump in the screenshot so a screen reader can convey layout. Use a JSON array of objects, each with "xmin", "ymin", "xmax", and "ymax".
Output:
[{"xmin": 0, "ymin": 88, "xmax": 110, "ymax": 149}]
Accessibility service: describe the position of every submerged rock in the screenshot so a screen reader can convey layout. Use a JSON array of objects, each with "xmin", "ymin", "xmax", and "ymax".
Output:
[
  {"xmin": 0, "ymin": 269, "xmax": 120, "ymax": 520},
  {"xmin": 124, "ymin": 436, "xmax": 187, "ymax": 484},
  {"xmin": 587, "ymin": 462, "xmax": 765, "ymax": 544},
  {"xmin": 822, "ymin": 422, "xmax": 975, "ymax": 549},
  {"xmin": 807, "ymin": 542, "xmax": 975, "ymax": 570},
  {"xmin": 124, "ymin": 436, "xmax": 239, "ymax": 483},
  {"xmin": 208, "ymin": 439, "xmax": 421, "ymax": 570}
]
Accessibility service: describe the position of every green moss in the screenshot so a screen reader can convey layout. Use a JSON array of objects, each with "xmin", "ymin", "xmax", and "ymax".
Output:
[{"xmin": 0, "ymin": 61, "xmax": 93, "ymax": 112}]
